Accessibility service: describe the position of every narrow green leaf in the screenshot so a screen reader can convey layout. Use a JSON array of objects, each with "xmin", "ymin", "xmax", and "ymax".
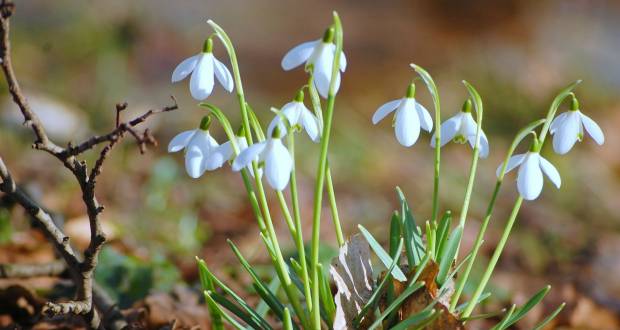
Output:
[
  {"xmin": 533, "ymin": 302, "xmax": 566, "ymax": 330},
  {"xmin": 434, "ymin": 211, "xmax": 452, "ymax": 260},
  {"xmin": 368, "ymin": 281, "xmax": 425, "ymax": 330},
  {"xmin": 455, "ymin": 292, "xmax": 491, "ymax": 313},
  {"xmin": 412, "ymin": 309, "xmax": 443, "ymax": 330},
  {"xmin": 396, "ymin": 187, "xmax": 424, "ymax": 266},
  {"xmin": 491, "ymin": 304, "xmax": 516, "ymax": 330},
  {"xmin": 389, "ymin": 211, "xmax": 401, "ymax": 257},
  {"xmin": 317, "ymin": 263, "xmax": 335, "ymax": 327},
  {"xmin": 502, "ymin": 285, "xmax": 551, "ymax": 329},
  {"xmin": 204, "ymin": 291, "xmax": 245, "ymax": 330},
  {"xmin": 196, "ymin": 258, "xmax": 224, "ymax": 330},
  {"xmin": 358, "ymin": 225, "xmax": 407, "ymax": 282},
  {"xmin": 256, "ymin": 277, "xmax": 280, "ymax": 318},
  {"xmin": 246, "ymin": 102, "xmax": 265, "ymax": 141},
  {"xmin": 210, "ymin": 290, "xmax": 269, "ymax": 330},
  {"xmin": 283, "ymin": 308, "xmax": 293, "ymax": 330},
  {"xmin": 437, "ymin": 225, "xmax": 463, "ymax": 285},
  {"xmin": 390, "ymin": 309, "xmax": 437, "ymax": 330},
  {"xmin": 461, "ymin": 308, "xmax": 507, "ymax": 321},
  {"xmin": 228, "ymin": 240, "xmax": 288, "ymax": 322},
  {"xmin": 353, "ymin": 238, "xmax": 404, "ymax": 327}
]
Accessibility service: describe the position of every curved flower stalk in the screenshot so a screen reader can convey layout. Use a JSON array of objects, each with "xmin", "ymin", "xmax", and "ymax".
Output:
[
  {"xmin": 172, "ymin": 38, "xmax": 234, "ymax": 100},
  {"xmin": 372, "ymin": 83, "xmax": 433, "ymax": 147},
  {"xmin": 281, "ymin": 27, "xmax": 347, "ymax": 98},
  {"xmin": 498, "ymin": 148, "xmax": 561, "ymax": 200},
  {"xmin": 267, "ymin": 91, "xmax": 321, "ymax": 142},
  {"xmin": 232, "ymin": 127, "xmax": 293, "ymax": 191},
  {"xmin": 550, "ymin": 95, "xmax": 604, "ymax": 154},
  {"xmin": 431, "ymin": 99, "xmax": 489, "ymax": 158},
  {"xmin": 167, "ymin": 116, "xmax": 227, "ymax": 178}
]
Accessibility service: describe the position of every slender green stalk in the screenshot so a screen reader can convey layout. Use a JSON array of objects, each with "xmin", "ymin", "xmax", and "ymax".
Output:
[
  {"xmin": 288, "ymin": 131, "xmax": 313, "ymax": 309},
  {"xmin": 326, "ymin": 166, "xmax": 344, "ymax": 246},
  {"xmin": 457, "ymin": 82, "xmax": 484, "ymax": 228},
  {"xmin": 207, "ymin": 23, "xmax": 309, "ymax": 327},
  {"xmin": 411, "ymin": 64, "xmax": 441, "ymax": 222},
  {"xmin": 276, "ymin": 192, "xmax": 297, "ymax": 239},
  {"xmin": 450, "ymin": 119, "xmax": 547, "ymax": 311},
  {"xmin": 310, "ymin": 12, "xmax": 343, "ymax": 329},
  {"xmin": 307, "ymin": 73, "xmax": 344, "ymax": 246},
  {"xmin": 462, "ymin": 197, "xmax": 523, "ymax": 317}
]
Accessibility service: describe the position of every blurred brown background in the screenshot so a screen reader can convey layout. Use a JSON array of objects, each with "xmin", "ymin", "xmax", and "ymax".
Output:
[{"xmin": 1, "ymin": 0, "xmax": 619, "ymax": 328}]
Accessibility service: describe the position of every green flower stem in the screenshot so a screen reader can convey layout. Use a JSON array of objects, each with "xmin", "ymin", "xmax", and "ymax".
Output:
[
  {"xmin": 206, "ymin": 23, "xmax": 308, "ymax": 327},
  {"xmin": 310, "ymin": 12, "xmax": 343, "ymax": 329},
  {"xmin": 307, "ymin": 73, "xmax": 344, "ymax": 244},
  {"xmin": 276, "ymin": 191, "xmax": 298, "ymax": 239},
  {"xmin": 288, "ymin": 131, "xmax": 313, "ymax": 311},
  {"xmin": 450, "ymin": 118, "xmax": 547, "ymax": 313},
  {"xmin": 326, "ymin": 165, "xmax": 344, "ymax": 246},
  {"xmin": 461, "ymin": 196, "xmax": 523, "ymax": 318},
  {"xmin": 411, "ymin": 64, "xmax": 441, "ymax": 222},
  {"xmin": 252, "ymin": 162, "xmax": 309, "ymax": 327}
]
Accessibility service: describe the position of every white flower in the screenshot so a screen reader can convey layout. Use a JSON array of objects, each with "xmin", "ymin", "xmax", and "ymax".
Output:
[
  {"xmin": 171, "ymin": 39, "xmax": 234, "ymax": 100},
  {"xmin": 430, "ymin": 103, "xmax": 489, "ymax": 158},
  {"xmin": 497, "ymin": 151, "xmax": 561, "ymax": 200},
  {"xmin": 281, "ymin": 28, "xmax": 347, "ymax": 99},
  {"xmin": 232, "ymin": 136, "xmax": 293, "ymax": 191},
  {"xmin": 213, "ymin": 136, "xmax": 261, "ymax": 178},
  {"xmin": 372, "ymin": 85, "xmax": 433, "ymax": 147},
  {"xmin": 550, "ymin": 108, "xmax": 604, "ymax": 155},
  {"xmin": 267, "ymin": 98, "xmax": 320, "ymax": 142},
  {"xmin": 168, "ymin": 127, "xmax": 226, "ymax": 179}
]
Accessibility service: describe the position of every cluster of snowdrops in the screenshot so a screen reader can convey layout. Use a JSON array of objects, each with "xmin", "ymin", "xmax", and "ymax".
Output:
[{"xmin": 164, "ymin": 12, "xmax": 604, "ymax": 330}]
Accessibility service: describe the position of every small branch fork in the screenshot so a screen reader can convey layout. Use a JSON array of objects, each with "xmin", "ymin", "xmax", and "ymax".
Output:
[{"xmin": 0, "ymin": 1, "xmax": 177, "ymax": 328}]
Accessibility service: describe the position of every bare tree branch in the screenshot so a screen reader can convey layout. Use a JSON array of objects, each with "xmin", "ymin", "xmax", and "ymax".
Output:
[{"xmin": 0, "ymin": 1, "xmax": 177, "ymax": 328}]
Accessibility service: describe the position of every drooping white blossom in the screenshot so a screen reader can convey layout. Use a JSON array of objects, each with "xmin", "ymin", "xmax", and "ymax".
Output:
[
  {"xmin": 213, "ymin": 135, "xmax": 261, "ymax": 178},
  {"xmin": 267, "ymin": 92, "xmax": 321, "ymax": 142},
  {"xmin": 372, "ymin": 84, "xmax": 433, "ymax": 147},
  {"xmin": 430, "ymin": 100, "xmax": 489, "ymax": 158},
  {"xmin": 497, "ymin": 151, "xmax": 561, "ymax": 200},
  {"xmin": 281, "ymin": 28, "xmax": 347, "ymax": 98},
  {"xmin": 549, "ymin": 98, "xmax": 604, "ymax": 155},
  {"xmin": 232, "ymin": 130, "xmax": 293, "ymax": 191},
  {"xmin": 171, "ymin": 38, "xmax": 234, "ymax": 100},
  {"xmin": 167, "ymin": 117, "xmax": 226, "ymax": 179}
]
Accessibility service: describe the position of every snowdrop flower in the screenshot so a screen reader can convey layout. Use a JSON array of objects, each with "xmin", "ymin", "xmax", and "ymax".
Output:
[
  {"xmin": 549, "ymin": 96, "xmax": 604, "ymax": 155},
  {"xmin": 168, "ymin": 116, "xmax": 226, "ymax": 179},
  {"xmin": 430, "ymin": 99, "xmax": 489, "ymax": 158},
  {"xmin": 267, "ymin": 91, "xmax": 321, "ymax": 142},
  {"xmin": 171, "ymin": 38, "xmax": 234, "ymax": 100},
  {"xmin": 212, "ymin": 131, "xmax": 261, "ymax": 178},
  {"xmin": 497, "ymin": 148, "xmax": 561, "ymax": 200},
  {"xmin": 281, "ymin": 27, "xmax": 347, "ymax": 99},
  {"xmin": 232, "ymin": 127, "xmax": 293, "ymax": 191},
  {"xmin": 372, "ymin": 83, "xmax": 433, "ymax": 147}
]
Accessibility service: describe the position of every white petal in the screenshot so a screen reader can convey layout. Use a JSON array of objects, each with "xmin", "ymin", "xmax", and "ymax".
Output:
[
  {"xmin": 282, "ymin": 102, "xmax": 303, "ymax": 125},
  {"xmin": 167, "ymin": 130, "xmax": 196, "ymax": 153},
  {"xmin": 539, "ymin": 156, "xmax": 561, "ymax": 189},
  {"xmin": 552, "ymin": 111, "xmax": 580, "ymax": 155},
  {"xmin": 213, "ymin": 57, "xmax": 234, "ymax": 92},
  {"xmin": 339, "ymin": 51, "xmax": 347, "ymax": 72},
  {"xmin": 372, "ymin": 99, "xmax": 401, "ymax": 124},
  {"xmin": 549, "ymin": 112, "xmax": 568, "ymax": 134},
  {"xmin": 213, "ymin": 140, "xmax": 235, "ymax": 162},
  {"xmin": 264, "ymin": 139, "xmax": 293, "ymax": 190},
  {"xmin": 431, "ymin": 114, "xmax": 460, "ymax": 147},
  {"xmin": 184, "ymin": 144, "xmax": 207, "ymax": 179},
  {"xmin": 300, "ymin": 106, "xmax": 320, "ymax": 142},
  {"xmin": 189, "ymin": 53, "xmax": 215, "ymax": 100},
  {"xmin": 281, "ymin": 40, "xmax": 318, "ymax": 71},
  {"xmin": 461, "ymin": 113, "xmax": 478, "ymax": 137},
  {"xmin": 171, "ymin": 54, "xmax": 199, "ymax": 83},
  {"xmin": 314, "ymin": 70, "xmax": 340, "ymax": 99},
  {"xmin": 232, "ymin": 141, "xmax": 266, "ymax": 171},
  {"xmin": 394, "ymin": 102, "xmax": 420, "ymax": 147},
  {"xmin": 579, "ymin": 112, "xmax": 605, "ymax": 145},
  {"xmin": 477, "ymin": 130, "xmax": 490, "ymax": 158},
  {"xmin": 415, "ymin": 102, "xmax": 433, "ymax": 132},
  {"xmin": 517, "ymin": 153, "xmax": 544, "ymax": 200},
  {"xmin": 313, "ymin": 46, "xmax": 340, "ymax": 98},
  {"xmin": 497, "ymin": 153, "xmax": 526, "ymax": 177}
]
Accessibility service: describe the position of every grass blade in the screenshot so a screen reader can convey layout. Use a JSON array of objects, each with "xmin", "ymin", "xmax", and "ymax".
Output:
[
  {"xmin": 368, "ymin": 281, "xmax": 425, "ymax": 330},
  {"xmin": 533, "ymin": 302, "xmax": 566, "ymax": 330},
  {"xmin": 436, "ymin": 225, "xmax": 463, "ymax": 285},
  {"xmin": 358, "ymin": 224, "xmax": 407, "ymax": 282},
  {"xmin": 502, "ymin": 285, "xmax": 551, "ymax": 329}
]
